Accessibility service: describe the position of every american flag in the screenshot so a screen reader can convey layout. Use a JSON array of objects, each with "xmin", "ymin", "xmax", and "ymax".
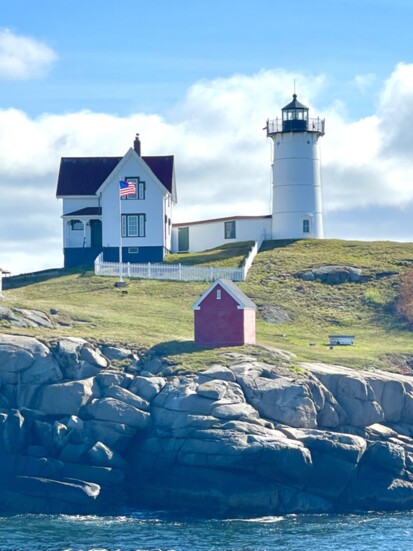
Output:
[{"xmin": 119, "ymin": 180, "xmax": 136, "ymax": 197}]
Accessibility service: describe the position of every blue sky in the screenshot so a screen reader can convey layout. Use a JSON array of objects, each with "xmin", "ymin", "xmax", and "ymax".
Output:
[
  {"xmin": 3, "ymin": 0, "xmax": 412, "ymax": 117},
  {"xmin": 1, "ymin": 0, "xmax": 413, "ymax": 274}
]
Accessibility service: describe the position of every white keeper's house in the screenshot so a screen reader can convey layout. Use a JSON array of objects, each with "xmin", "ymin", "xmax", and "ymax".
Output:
[
  {"xmin": 56, "ymin": 94, "xmax": 325, "ymax": 268},
  {"xmin": 56, "ymin": 135, "xmax": 176, "ymax": 268}
]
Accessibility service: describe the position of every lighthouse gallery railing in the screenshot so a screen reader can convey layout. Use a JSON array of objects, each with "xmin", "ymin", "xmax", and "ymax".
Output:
[{"xmin": 266, "ymin": 117, "xmax": 325, "ymax": 135}]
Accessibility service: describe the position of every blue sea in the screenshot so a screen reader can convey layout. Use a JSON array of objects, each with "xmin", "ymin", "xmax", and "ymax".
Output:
[{"xmin": 0, "ymin": 510, "xmax": 411, "ymax": 551}]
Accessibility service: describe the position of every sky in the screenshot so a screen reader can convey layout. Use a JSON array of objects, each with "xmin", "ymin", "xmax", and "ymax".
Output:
[{"xmin": 1, "ymin": 0, "xmax": 413, "ymax": 275}]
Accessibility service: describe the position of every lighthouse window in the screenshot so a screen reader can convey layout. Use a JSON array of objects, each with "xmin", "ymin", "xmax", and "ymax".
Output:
[
  {"xmin": 224, "ymin": 220, "xmax": 236, "ymax": 239},
  {"xmin": 303, "ymin": 220, "xmax": 310, "ymax": 233}
]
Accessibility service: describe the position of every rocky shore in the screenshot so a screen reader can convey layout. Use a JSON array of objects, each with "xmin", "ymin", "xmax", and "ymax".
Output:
[{"xmin": 1, "ymin": 333, "xmax": 413, "ymax": 516}]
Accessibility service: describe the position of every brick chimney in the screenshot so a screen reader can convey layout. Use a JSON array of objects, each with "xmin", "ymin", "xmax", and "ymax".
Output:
[{"xmin": 133, "ymin": 133, "xmax": 141, "ymax": 156}]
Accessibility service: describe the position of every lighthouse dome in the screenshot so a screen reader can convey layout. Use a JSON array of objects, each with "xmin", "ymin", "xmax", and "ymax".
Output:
[{"xmin": 282, "ymin": 93, "xmax": 308, "ymax": 111}]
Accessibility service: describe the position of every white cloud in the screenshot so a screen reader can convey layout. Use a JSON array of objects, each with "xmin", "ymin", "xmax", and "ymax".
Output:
[
  {"xmin": 1, "ymin": 65, "xmax": 413, "ymax": 275},
  {"xmin": 0, "ymin": 28, "xmax": 57, "ymax": 80},
  {"xmin": 353, "ymin": 73, "xmax": 376, "ymax": 93}
]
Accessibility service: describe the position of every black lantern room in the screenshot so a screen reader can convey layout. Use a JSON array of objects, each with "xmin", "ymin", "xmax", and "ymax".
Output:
[{"xmin": 281, "ymin": 94, "xmax": 309, "ymax": 132}]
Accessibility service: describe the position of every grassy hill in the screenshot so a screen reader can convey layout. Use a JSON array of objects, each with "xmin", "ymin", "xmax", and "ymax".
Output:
[{"xmin": 2, "ymin": 239, "xmax": 413, "ymax": 372}]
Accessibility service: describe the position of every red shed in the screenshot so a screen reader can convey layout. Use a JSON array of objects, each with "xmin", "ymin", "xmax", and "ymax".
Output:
[{"xmin": 193, "ymin": 279, "xmax": 256, "ymax": 347}]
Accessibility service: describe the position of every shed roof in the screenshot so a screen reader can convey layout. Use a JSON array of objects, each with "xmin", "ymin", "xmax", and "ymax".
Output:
[
  {"xmin": 56, "ymin": 155, "xmax": 174, "ymax": 197},
  {"xmin": 193, "ymin": 279, "xmax": 256, "ymax": 310}
]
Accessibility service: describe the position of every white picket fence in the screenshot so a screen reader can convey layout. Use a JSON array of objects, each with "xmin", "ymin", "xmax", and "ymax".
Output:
[{"xmin": 94, "ymin": 238, "xmax": 264, "ymax": 282}]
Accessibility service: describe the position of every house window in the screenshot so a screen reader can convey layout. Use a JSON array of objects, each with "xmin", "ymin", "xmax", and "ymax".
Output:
[
  {"xmin": 224, "ymin": 220, "xmax": 236, "ymax": 239},
  {"xmin": 121, "ymin": 178, "xmax": 145, "ymax": 200},
  {"xmin": 70, "ymin": 220, "xmax": 83, "ymax": 231},
  {"xmin": 303, "ymin": 219, "xmax": 310, "ymax": 233},
  {"xmin": 216, "ymin": 289, "xmax": 221, "ymax": 300},
  {"xmin": 122, "ymin": 214, "xmax": 146, "ymax": 237},
  {"xmin": 128, "ymin": 247, "xmax": 139, "ymax": 254}
]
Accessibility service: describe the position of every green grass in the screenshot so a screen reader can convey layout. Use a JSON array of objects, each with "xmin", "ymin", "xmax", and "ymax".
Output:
[
  {"xmin": 165, "ymin": 241, "xmax": 254, "ymax": 267},
  {"xmin": 3, "ymin": 239, "xmax": 413, "ymax": 372},
  {"xmin": 243, "ymin": 239, "xmax": 413, "ymax": 370}
]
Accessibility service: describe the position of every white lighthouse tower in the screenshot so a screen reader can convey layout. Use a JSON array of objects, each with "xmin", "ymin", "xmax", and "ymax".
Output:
[{"xmin": 266, "ymin": 94, "xmax": 325, "ymax": 239}]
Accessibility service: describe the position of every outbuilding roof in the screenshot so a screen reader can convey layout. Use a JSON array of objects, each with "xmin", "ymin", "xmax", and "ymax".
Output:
[
  {"xmin": 193, "ymin": 279, "xmax": 257, "ymax": 310},
  {"xmin": 56, "ymin": 155, "xmax": 175, "ymax": 197}
]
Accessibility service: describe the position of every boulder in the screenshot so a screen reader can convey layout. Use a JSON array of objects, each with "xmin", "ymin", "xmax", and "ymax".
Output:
[
  {"xmin": 362, "ymin": 441, "xmax": 406, "ymax": 475},
  {"xmin": 35, "ymin": 378, "xmax": 96, "ymax": 416},
  {"xmin": 79, "ymin": 346, "xmax": 108, "ymax": 368},
  {"xmin": 258, "ymin": 304, "xmax": 292, "ymax": 324},
  {"xmin": 101, "ymin": 345, "xmax": 132, "ymax": 361},
  {"xmin": 81, "ymin": 398, "xmax": 150, "ymax": 429},
  {"xmin": 95, "ymin": 372, "xmax": 127, "ymax": 389},
  {"xmin": 298, "ymin": 266, "xmax": 362, "ymax": 285},
  {"xmin": 83, "ymin": 419, "xmax": 136, "ymax": 451},
  {"xmin": 239, "ymin": 374, "xmax": 318, "ymax": 428},
  {"xmin": 198, "ymin": 365, "xmax": 237, "ymax": 383},
  {"xmin": 0, "ymin": 334, "xmax": 50, "ymax": 384},
  {"xmin": 128, "ymin": 376, "xmax": 166, "ymax": 401},
  {"xmin": 153, "ymin": 379, "xmax": 216, "ymax": 415},
  {"xmin": 20, "ymin": 354, "xmax": 62, "ymax": 385},
  {"xmin": 210, "ymin": 403, "xmax": 259, "ymax": 421},
  {"xmin": 104, "ymin": 385, "xmax": 150, "ymax": 411},
  {"xmin": 380, "ymin": 380, "xmax": 406, "ymax": 423},
  {"xmin": 296, "ymin": 430, "xmax": 367, "ymax": 499},
  {"xmin": 14, "ymin": 309, "xmax": 53, "ymax": 329},
  {"xmin": 54, "ymin": 337, "xmax": 87, "ymax": 369},
  {"xmin": 304, "ymin": 363, "xmax": 386, "ymax": 427},
  {"xmin": 401, "ymin": 392, "xmax": 413, "ymax": 424},
  {"xmin": 54, "ymin": 338, "xmax": 106, "ymax": 379},
  {"xmin": 150, "ymin": 407, "xmax": 216, "ymax": 435},
  {"xmin": 335, "ymin": 375, "xmax": 384, "ymax": 427},
  {"xmin": 196, "ymin": 380, "xmax": 228, "ymax": 401}
]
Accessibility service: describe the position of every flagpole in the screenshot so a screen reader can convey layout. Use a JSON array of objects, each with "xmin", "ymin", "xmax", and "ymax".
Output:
[
  {"xmin": 115, "ymin": 181, "xmax": 126, "ymax": 287},
  {"xmin": 119, "ymin": 188, "xmax": 123, "ymax": 283},
  {"xmin": 116, "ymin": 180, "xmax": 135, "ymax": 288}
]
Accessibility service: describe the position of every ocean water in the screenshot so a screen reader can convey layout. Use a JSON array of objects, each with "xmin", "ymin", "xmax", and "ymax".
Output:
[{"xmin": 0, "ymin": 510, "xmax": 412, "ymax": 551}]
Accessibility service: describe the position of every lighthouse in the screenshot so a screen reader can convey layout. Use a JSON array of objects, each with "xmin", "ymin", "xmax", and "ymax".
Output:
[{"xmin": 266, "ymin": 94, "xmax": 325, "ymax": 240}]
